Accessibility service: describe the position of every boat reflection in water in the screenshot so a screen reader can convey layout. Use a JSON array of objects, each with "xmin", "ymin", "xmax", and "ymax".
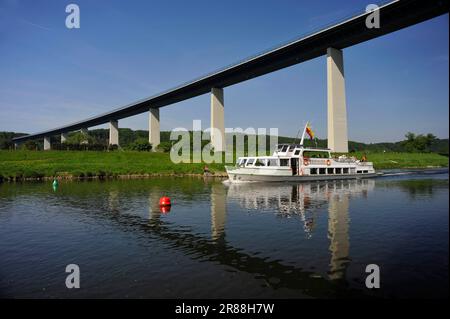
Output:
[
  {"xmin": 1, "ymin": 174, "xmax": 446, "ymax": 298},
  {"xmin": 225, "ymin": 179, "xmax": 375, "ymax": 281},
  {"xmin": 110, "ymin": 178, "xmax": 377, "ymax": 297}
]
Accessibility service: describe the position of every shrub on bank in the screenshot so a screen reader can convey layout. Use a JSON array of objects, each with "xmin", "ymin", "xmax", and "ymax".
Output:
[
  {"xmin": 55, "ymin": 142, "xmax": 110, "ymax": 151},
  {"xmin": 156, "ymin": 141, "xmax": 172, "ymax": 153},
  {"xmin": 128, "ymin": 138, "xmax": 152, "ymax": 151}
]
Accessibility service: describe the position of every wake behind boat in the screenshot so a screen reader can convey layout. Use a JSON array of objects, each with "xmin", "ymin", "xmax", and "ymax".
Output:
[{"xmin": 225, "ymin": 122, "xmax": 377, "ymax": 183}]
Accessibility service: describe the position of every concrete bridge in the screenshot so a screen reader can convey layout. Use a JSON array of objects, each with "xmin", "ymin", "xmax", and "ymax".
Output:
[{"xmin": 12, "ymin": 0, "xmax": 449, "ymax": 152}]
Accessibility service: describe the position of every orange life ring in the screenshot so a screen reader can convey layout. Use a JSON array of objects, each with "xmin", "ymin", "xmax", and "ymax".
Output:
[
  {"xmin": 326, "ymin": 159, "xmax": 331, "ymax": 166},
  {"xmin": 303, "ymin": 158, "xmax": 309, "ymax": 166}
]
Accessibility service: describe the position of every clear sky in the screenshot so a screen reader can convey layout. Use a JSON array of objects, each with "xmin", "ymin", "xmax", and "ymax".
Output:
[{"xmin": 0, "ymin": 0, "xmax": 448, "ymax": 142}]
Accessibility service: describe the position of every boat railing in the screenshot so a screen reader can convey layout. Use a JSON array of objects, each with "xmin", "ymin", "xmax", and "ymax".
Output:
[{"xmin": 307, "ymin": 158, "xmax": 329, "ymax": 165}]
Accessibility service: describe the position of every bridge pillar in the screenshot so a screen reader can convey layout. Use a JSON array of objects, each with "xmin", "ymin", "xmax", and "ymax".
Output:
[
  {"xmin": 327, "ymin": 47, "xmax": 348, "ymax": 153},
  {"xmin": 211, "ymin": 183, "xmax": 226, "ymax": 242},
  {"xmin": 149, "ymin": 108, "xmax": 160, "ymax": 149},
  {"xmin": 61, "ymin": 133, "xmax": 68, "ymax": 143},
  {"xmin": 14, "ymin": 142, "xmax": 19, "ymax": 150},
  {"xmin": 328, "ymin": 191, "xmax": 350, "ymax": 281},
  {"xmin": 81, "ymin": 128, "xmax": 89, "ymax": 135},
  {"xmin": 44, "ymin": 136, "xmax": 51, "ymax": 150},
  {"xmin": 210, "ymin": 88, "xmax": 225, "ymax": 152},
  {"xmin": 109, "ymin": 120, "xmax": 119, "ymax": 145}
]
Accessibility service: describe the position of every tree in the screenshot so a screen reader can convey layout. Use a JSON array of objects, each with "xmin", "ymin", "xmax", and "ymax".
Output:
[
  {"xmin": 156, "ymin": 141, "xmax": 173, "ymax": 153},
  {"xmin": 128, "ymin": 138, "xmax": 152, "ymax": 151},
  {"xmin": 65, "ymin": 132, "xmax": 96, "ymax": 144},
  {"xmin": 21, "ymin": 140, "xmax": 38, "ymax": 151},
  {"xmin": 402, "ymin": 132, "xmax": 438, "ymax": 153}
]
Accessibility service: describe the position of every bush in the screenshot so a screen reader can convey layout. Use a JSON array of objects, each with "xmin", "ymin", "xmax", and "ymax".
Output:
[
  {"xmin": 73, "ymin": 171, "xmax": 85, "ymax": 178},
  {"xmin": 21, "ymin": 141, "xmax": 38, "ymax": 151},
  {"xmin": 56, "ymin": 142, "xmax": 108, "ymax": 151},
  {"xmin": 108, "ymin": 144, "xmax": 119, "ymax": 151},
  {"xmin": 128, "ymin": 138, "xmax": 152, "ymax": 151},
  {"xmin": 156, "ymin": 141, "xmax": 173, "ymax": 153}
]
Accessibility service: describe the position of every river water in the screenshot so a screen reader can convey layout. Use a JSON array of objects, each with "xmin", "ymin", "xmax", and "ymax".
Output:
[{"xmin": 0, "ymin": 169, "xmax": 448, "ymax": 298}]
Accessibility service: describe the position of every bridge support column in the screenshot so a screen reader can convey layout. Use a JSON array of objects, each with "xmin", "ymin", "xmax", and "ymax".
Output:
[
  {"xmin": 109, "ymin": 120, "xmax": 119, "ymax": 145},
  {"xmin": 81, "ymin": 128, "xmax": 88, "ymax": 135},
  {"xmin": 210, "ymin": 87, "xmax": 225, "ymax": 152},
  {"xmin": 149, "ymin": 108, "xmax": 160, "ymax": 149},
  {"xmin": 14, "ymin": 142, "xmax": 19, "ymax": 150},
  {"xmin": 44, "ymin": 136, "xmax": 51, "ymax": 150},
  {"xmin": 327, "ymin": 47, "xmax": 348, "ymax": 153},
  {"xmin": 211, "ymin": 182, "xmax": 227, "ymax": 241},
  {"xmin": 61, "ymin": 133, "xmax": 68, "ymax": 143}
]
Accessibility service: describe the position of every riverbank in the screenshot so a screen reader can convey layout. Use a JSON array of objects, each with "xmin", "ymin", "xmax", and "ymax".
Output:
[
  {"xmin": 0, "ymin": 150, "xmax": 227, "ymax": 182},
  {"xmin": 0, "ymin": 150, "xmax": 448, "ymax": 182}
]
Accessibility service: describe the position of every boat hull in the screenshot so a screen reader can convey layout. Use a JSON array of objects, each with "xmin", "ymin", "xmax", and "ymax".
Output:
[{"xmin": 226, "ymin": 171, "xmax": 378, "ymax": 182}]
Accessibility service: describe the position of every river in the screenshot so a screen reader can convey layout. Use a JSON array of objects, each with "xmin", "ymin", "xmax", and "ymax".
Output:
[{"xmin": 0, "ymin": 169, "xmax": 448, "ymax": 298}]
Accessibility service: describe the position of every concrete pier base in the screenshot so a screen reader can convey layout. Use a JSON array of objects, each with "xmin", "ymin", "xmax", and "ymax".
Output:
[
  {"xmin": 210, "ymin": 88, "xmax": 225, "ymax": 152},
  {"xmin": 149, "ymin": 108, "xmax": 160, "ymax": 149},
  {"xmin": 327, "ymin": 47, "xmax": 348, "ymax": 153},
  {"xmin": 44, "ymin": 136, "xmax": 51, "ymax": 150},
  {"xmin": 109, "ymin": 120, "xmax": 119, "ymax": 145}
]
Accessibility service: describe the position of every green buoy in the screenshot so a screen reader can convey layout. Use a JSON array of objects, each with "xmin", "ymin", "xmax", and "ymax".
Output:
[{"xmin": 52, "ymin": 178, "xmax": 59, "ymax": 191}]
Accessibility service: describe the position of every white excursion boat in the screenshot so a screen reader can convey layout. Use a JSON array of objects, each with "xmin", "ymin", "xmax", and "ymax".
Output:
[{"xmin": 225, "ymin": 122, "xmax": 377, "ymax": 183}]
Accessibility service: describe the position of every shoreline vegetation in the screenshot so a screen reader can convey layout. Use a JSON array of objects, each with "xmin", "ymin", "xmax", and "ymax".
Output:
[{"xmin": 0, "ymin": 150, "xmax": 448, "ymax": 183}]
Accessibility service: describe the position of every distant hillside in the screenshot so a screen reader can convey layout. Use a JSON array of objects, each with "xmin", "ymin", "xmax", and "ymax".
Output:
[{"xmin": 1, "ymin": 129, "xmax": 448, "ymax": 155}]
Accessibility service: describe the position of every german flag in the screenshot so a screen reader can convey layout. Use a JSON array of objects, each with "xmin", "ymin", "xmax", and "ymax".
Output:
[{"xmin": 306, "ymin": 123, "xmax": 314, "ymax": 140}]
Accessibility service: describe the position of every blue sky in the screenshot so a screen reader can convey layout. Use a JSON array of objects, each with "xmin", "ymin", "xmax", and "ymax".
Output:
[{"xmin": 0, "ymin": 0, "xmax": 448, "ymax": 142}]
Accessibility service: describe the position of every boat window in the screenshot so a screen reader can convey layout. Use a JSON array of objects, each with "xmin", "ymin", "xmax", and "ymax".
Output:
[
  {"xmin": 277, "ymin": 144, "xmax": 284, "ymax": 151},
  {"xmin": 280, "ymin": 159, "xmax": 289, "ymax": 166},
  {"xmin": 343, "ymin": 168, "xmax": 349, "ymax": 174},
  {"xmin": 310, "ymin": 168, "xmax": 317, "ymax": 175},
  {"xmin": 319, "ymin": 168, "xmax": 326, "ymax": 174},
  {"xmin": 281, "ymin": 145, "xmax": 289, "ymax": 152},
  {"xmin": 335, "ymin": 168, "xmax": 342, "ymax": 174},
  {"xmin": 238, "ymin": 158, "xmax": 246, "ymax": 167},
  {"xmin": 289, "ymin": 145, "xmax": 295, "ymax": 151},
  {"xmin": 268, "ymin": 159, "xmax": 278, "ymax": 166},
  {"xmin": 255, "ymin": 159, "xmax": 266, "ymax": 166},
  {"xmin": 246, "ymin": 158, "xmax": 255, "ymax": 166},
  {"xmin": 327, "ymin": 168, "xmax": 334, "ymax": 174},
  {"xmin": 294, "ymin": 150, "xmax": 301, "ymax": 155},
  {"xmin": 357, "ymin": 170, "xmax": 362, "ymax": 174},
  {"xmin": 363, "ymin": 170, "xmax": 368, "ymax": 173}
]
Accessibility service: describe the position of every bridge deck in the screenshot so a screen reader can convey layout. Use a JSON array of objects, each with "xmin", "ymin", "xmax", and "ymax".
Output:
[{"xmin": 13, "ymin": 0, "xmax": 449, "ymax": 142}]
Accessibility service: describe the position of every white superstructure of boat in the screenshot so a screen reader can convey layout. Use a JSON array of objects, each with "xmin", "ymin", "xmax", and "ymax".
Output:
[{"xmin": 225, "ymin": 122, "xmax": 377, "ymax": 183}]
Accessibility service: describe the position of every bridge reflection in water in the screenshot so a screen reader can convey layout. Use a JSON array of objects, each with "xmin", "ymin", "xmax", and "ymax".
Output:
[
  {"xmin": 2, "ymin": 174, "xmax": 446, "ymax": 298},
  {"xmin": 226, "ymin": 179, "xmax": 374, "ymax": 282},
  {"xmin": 138, "ymin": 178, "xmax": 375, "ymax": 297}
]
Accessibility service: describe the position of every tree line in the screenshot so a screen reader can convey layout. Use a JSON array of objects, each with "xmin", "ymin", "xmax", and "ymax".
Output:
[{"xmin": 0, "ymin": 129, "xmax": 448, "ymax": 155}]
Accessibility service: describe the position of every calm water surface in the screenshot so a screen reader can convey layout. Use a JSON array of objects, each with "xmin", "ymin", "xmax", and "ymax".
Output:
[{"xmin": 0, "ymin": 170, "xmax": 448, "ymax": 298}]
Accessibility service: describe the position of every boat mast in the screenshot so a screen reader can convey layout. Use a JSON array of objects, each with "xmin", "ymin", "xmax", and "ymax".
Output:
[{"xmin": 299, "ymin": 121, "xmax": 309, "ymax": 146}]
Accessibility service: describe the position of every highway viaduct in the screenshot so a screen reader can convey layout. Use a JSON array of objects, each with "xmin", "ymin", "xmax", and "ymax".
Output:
[{"xmin": 12, "ymin": 0, "xmax": 449, "ymax": 153}]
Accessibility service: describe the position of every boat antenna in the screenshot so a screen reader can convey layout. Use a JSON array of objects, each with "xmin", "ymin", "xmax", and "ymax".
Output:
[{"xmin": 299, "ymin": 121, "xmax": 309, "ymax": 146}]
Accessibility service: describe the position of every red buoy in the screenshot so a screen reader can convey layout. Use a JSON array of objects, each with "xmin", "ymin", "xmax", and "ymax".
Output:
[
  {"xmin": 159, "ymin": 196, "xmax": 171, "ymax": 207},
  {"xmin": 160, "ymin": 205, "xmax": 171, "ymax": 214}
]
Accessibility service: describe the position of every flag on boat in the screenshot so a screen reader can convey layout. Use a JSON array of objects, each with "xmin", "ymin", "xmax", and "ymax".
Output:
[{"xmin": 306, "ymin": 123, "xmax": 315, "ymax": 140}]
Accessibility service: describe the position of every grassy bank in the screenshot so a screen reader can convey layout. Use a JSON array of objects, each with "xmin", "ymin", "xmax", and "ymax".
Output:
[
  {"xmin": 0, "ymin": 150, "xmax": 226, "ymax": 180},
  {"xmin": 0, "ymin": 150, "xmax": 448, "ymax": 181},
  {"xmin": 348, "ymin": 151, "xmax": 448, "ymax": 169}
]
